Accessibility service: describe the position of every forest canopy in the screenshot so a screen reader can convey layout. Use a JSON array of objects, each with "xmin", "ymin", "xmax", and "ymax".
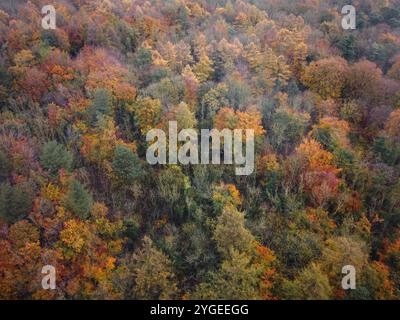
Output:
[{"xmin": 0, "ymin": 0, "xmax": 400, "ymax": 300}]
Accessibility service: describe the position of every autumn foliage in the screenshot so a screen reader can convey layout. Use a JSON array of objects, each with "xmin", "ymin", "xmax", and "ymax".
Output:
[{"xmin": 0, "ymin": 0, "xmax": 400, "ymax": 301}]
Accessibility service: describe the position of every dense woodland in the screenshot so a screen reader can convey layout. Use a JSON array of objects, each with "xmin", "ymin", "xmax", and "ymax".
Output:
[{"xmin": 0, "ymin": 0, "xmax": 400, "ymax": 300}]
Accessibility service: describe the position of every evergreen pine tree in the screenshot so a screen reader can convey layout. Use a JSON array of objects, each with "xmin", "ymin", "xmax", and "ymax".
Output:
[
  {"xmin": 39, "ymin": 141, "xmax": 73, "ymax": 176},
  {"xmin": 132, "ymin": 236, "xmax": 178, "ymax": 299},
  {"xmin": 112, "ymin": 145, "xmax": 143, "ymax": 187},
  {"xmin": 88, "ymin": 88, "xmax": 113, "ymax": 125},
  {"xmin": 65, "ymin": 179, "xmax": 93, "ymax": 219}
]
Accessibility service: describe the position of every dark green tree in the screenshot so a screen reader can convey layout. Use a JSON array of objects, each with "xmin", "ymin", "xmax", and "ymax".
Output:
[
  {"xmin": 0, "ymin": 150, "xmax": 11, "ymax": 179},
  {"xmin": 65, "ymin": 179, "xmax": 93, "ymax": 219},
  {"xmin": 336, "ymin": 34, "xmax": 358, "ymax": 61},
  {"xmin": 39, "ymin": 141, "xmax": 73, "ymax": 176},
  {"xmin": 111, "ymin": 145, "xmax": 143, "ymax": 187},
  {"xmin": 88, "ymin": 88, "xmax": 113, "ymax": 125},
  {"xmin": 211, "ymin": 48, "xmax": 226, "ymax": 82},
  {"xmin": 281, "ymin": 263, "xmax": 332, "ymax": 300},
  {"xmin": 0, "ymin": 182, "xmax": 34, "ymax": 224}
]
